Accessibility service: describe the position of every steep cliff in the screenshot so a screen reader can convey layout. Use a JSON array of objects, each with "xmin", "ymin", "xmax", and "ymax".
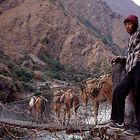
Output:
[
  {"xmin": 0, "ymin": 0, "xmax": 123, "ymax": 76},
  {"xmin": 58, "ymin": 0, "xmax": 128, "ymax": 50}
]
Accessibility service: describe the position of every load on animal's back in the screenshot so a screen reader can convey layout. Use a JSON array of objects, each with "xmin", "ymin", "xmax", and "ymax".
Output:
[
  {"xmin": 80, "ymin": 73, "xmax": 112, "ymax": 125},
  {"xmin": 59, "ymin": 89, "xmax": 79, "ymax": 110},
  {"xmin": 52, "ymin": 89, "xmax": 64, "ymax": 117},
  {"xmin": 52, "ymin": 88, "xmax": 80, "ymax": 125},
  {"xmin": 85, "ymin": 78, "xmax": 99, "ymax": 97},
  {"xmin": 80, "ymin": 74, "xmax": 112, "ymax": 104},
  {"xmin": 97, "ymin": 74, "xmax": 112, "ymax": 103}
]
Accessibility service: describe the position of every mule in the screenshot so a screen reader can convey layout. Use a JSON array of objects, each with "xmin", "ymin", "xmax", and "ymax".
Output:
[
  {"xmin": 80, "ymin": 74, "xmax": 112, "ymax": 125},
  {"xmin": 53, "ymin": 89, "xmax": 80, "ymax": 126},
  {"xmin": 52, "ymin": 90, "xmax": 64, "ymax": 118},
  {"xmin": 28, "ymin": 96, "xmax": 48, "ymax": 124}
]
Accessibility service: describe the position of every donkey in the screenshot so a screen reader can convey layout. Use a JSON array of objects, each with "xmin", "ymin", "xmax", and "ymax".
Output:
[
  {"xmin": 53, "ymin": 89, "xmax": 80, "ymax": 126},
  {"xmin": 80, "ymin": 74, "xmax": 112, "ymax": 125},
  {"xmin": 28, "ymin": 96, "xmax": 48, "ymax": 123}
]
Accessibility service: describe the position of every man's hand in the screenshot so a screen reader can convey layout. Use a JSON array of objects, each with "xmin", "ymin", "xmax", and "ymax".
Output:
[{"xmin": 111, "ymin": 57, "xmax": 126, "ymax": 65}]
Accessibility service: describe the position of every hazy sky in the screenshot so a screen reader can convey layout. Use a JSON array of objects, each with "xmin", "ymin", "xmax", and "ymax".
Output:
[{"xmin": 131, "ymin": 0, "xmax": 140, "ymax": 6}]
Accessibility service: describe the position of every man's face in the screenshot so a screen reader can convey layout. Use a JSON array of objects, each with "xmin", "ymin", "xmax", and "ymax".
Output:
[{"xmin": 124, "ymin": 21, "xmax": 135, "ymax": 34}]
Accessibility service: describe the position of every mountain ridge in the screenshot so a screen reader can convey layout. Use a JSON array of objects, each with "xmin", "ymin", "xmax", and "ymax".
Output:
[
  {"xmin": 0, "ymin": 0, "xmax": 132, "ymax": 77},
  {"xmin": 102, "ymin": 0, "xmax": 140, "ymax": 19}
]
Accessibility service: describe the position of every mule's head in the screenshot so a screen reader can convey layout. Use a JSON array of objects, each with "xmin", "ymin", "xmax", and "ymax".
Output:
[
  {"xmin": 29, "ymin": 96, "xmax": 36, "ymax": 107},
  {"xmin": 28, "ymin": 96, "xmax": 36, "ymax": 114}
]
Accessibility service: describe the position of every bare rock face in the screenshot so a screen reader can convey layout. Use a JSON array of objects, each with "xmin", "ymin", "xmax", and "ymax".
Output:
[
  {"xmin": 0, "ymin": 0, "xmax": 116, "ymax": 72},
  {"xmin": 58, "ymin": 0, "xmax": 128, "ymax": 49}
]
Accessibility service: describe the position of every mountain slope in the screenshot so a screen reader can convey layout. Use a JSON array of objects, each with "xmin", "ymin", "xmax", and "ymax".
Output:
[
  {"xmin": 58, "ymin": 0, "xmax": 128, "ymax": 51},
  {"xmin": 0, "ymin": 0, "xmax": 115, "ymax": 76},
  {"xmin": 102, "ymin": 0, "xmax": 140, "ymax": 18}
]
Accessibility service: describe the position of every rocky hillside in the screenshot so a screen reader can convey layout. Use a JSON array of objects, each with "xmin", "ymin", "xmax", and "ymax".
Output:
[
  {"xmin": 58, "ymin": 0, "xmax": 128, "ymax": 50},
  {"xmin": 0, "ymin": 0, "xmax": 131, "ymax": 79},
  {"xmin": 0, "ymin": 0, "xmax": 117, "ymax": 76}
]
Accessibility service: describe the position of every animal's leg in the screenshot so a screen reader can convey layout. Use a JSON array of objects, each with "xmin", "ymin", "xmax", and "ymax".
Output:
[
  {"xmin": 40, "ymin": 109, "xmax": 47, "ymax": 124},
  {"xmin": 57, "ymin": 103, "xmax": 61, "ymax": 118},
  {"xmin": 85, "ymin": 101, "xmax": 88, "ymax": 112},
  {"xmin": 82, "ymin": 97, "xmax": 88, "ymax": 123},
  {"xmin": 31, "ymin": 113, "xmax": 34, "ymax": 123},
  {"xmin": 73, "ymin": 102, "xmax": 76, "ymax": 116},
  {"xmin": 56, "ymin": 104, "xmax": 62, "ymax": 124},
  {"xmin": 28, "ymin": 107, "xmax": 33, "ymax": 122},
  {"xmin": 83, "ymin": 94, "xmax": 88, "ymax": 110},
  {"xmin": 67, "ymin": 112, "xmax": 70, "ymax": 126},
  {"xmin": 39, "ymin": 111, "xmax": 42, "ymax": 124},
  {"xmin": 93, "ymin": 99, "xmax": 99, "ymax": 125},
  {"xmin": 54, "ymin": 103, "xmax": 60, "ymax": 118},
  {"xmin": 66, "ymin": 104, "xmax": 71, "ymax": 126},
  {"xmin": 85, "ymin": 95, "xmax": 89, "ymax": 111},
  {"xmin": 36, "ymin": 110, "xmax": 40, "ymax": 124},
  {"xmin": 36, "ymin": 111, "xmax": 38, "ymax": 123},
  {"xmin": 63, "ymin": 110, "xmax": 66, "ymax": 126},
  {"xmin": 74, "ymin": 101, "xmax": 80, "ymax": 125},
  {"xmin": 31, "ymin": 109, "xmax": 36, "ymax": 123},
  {"xmin": 73, "ymin": 102, "xmax": 78, "ymax": 125}
]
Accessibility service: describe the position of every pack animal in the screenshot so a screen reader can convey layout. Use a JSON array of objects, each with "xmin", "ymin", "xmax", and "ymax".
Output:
[
  {"xmin": 28, "ymin": 96, "xmax": 48, "ymax": 123},
  {"xmin": 80, "ymin": 74, "xmax": 112, "ymax": 125},
  {"xmin": 53, "ymin": 89, "xmax": 80, "ymax": 126}
]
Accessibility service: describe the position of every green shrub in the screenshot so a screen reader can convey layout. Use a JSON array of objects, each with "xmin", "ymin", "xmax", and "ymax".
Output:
[
  {"xmin": 0, "ymin": 92, "xmax": 7, "ymax": 103},
  {"xmin": 13, "ymin": 68, "xmax": 33, "ymax": 82},
  {"xmin": 39, "ymin": 53, "xmax": 65, "ymax": 79},
  {"xmin": 102, "ymin": 36, "xmax": 108, "ymax": 44}
]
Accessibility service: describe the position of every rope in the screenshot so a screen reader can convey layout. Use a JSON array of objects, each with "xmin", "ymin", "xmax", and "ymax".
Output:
[
  {"xmin": 5, "ymin": 91, "xmax": 51, "ymax": 106},
  {"xmin": 5, "ymin": 95, "xmax": 33, "ymax": 106},
  {"xmin": 0, "ymin": 102, "xmax": 29, "ymax": 115},
  {"xmin": 3, "ymin": 125, "xmax": 32, "ymax": 139},
  {"xmin": 0, "ymin": 91, "xmax": 111, "ymax": 135}
]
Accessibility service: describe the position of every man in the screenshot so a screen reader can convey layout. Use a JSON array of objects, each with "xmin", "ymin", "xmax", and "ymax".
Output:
[{"xmin": 109, "ymin": 15, "xmax": 140, "ymax": 136}]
